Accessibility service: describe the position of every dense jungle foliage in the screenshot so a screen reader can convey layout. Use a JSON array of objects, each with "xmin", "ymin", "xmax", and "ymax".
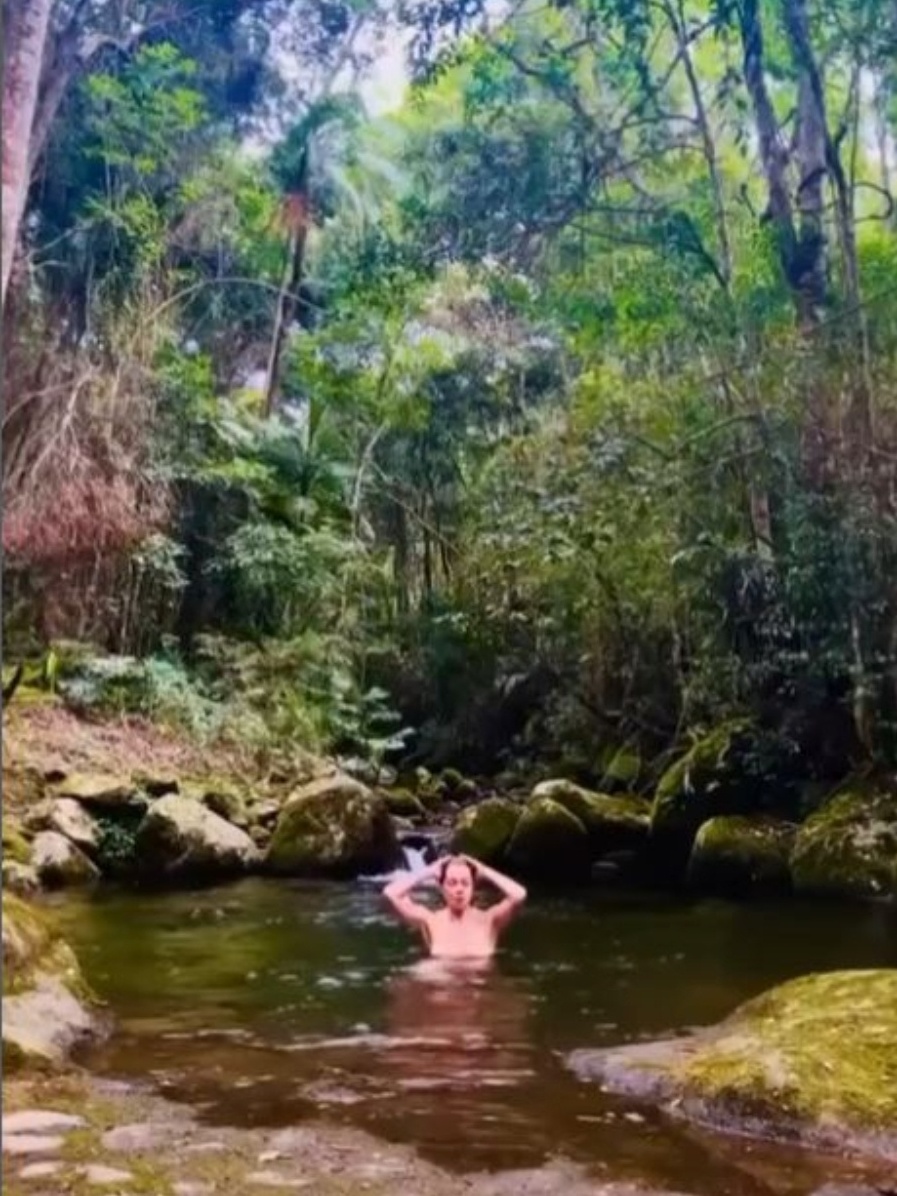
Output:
[{"xmin": 3, "ymin": 0, "xmax": 897, "ymax": 787}]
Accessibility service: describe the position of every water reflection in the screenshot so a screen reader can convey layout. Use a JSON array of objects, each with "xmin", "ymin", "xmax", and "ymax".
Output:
[
  {"xmin": 383, "ymin": 958, "xmax": 535, "ymax": 1090},
  {"xmin": 50, "ymin": 881, "xmax": 897, "ymax": 1194}
]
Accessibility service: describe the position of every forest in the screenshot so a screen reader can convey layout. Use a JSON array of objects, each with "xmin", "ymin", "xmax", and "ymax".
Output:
[{"xmin": 3, "ymin": 0, "xmax": 897, "ymax": 789}]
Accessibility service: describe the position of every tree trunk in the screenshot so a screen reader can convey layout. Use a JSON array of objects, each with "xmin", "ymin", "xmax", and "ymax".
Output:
[
  {"xmin": 2, "ymin": 0, "xmax": 53, "ymax": 308},
  {"xmin": 263, "ymin": 215, "xmax": 308, "ymax": 417},
  {"xmin": 738, "ymin": 0, "xmax": 798, "ymax": 280}
]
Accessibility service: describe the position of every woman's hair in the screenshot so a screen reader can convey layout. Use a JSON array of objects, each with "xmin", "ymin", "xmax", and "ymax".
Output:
[{"xmin": 438, "ymin": 856, "xmax": 477, "ymax": 884}]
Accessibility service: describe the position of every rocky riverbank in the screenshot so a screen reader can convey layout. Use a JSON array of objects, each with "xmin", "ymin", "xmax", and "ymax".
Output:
[
  {"xmin": 5, "ymin": 703, "xmax": 896, "ymax": 903},
  {"xmin": 3, "ymin": 1071, "xmax": 701, "ymax": 1196},
  {"xmin": 569, "ymin": 970, "xmax": 897, "ymax": 1167}
]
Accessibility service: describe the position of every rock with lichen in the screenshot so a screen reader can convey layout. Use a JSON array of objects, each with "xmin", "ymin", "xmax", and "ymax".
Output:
[
  {"xmin": 506, "ymin": 797, "xmax": 591, "ymax": 881},
  {"xmin": 2, "ymin": 893, "xmax": 108, "ymax": 1070},
  {"xmin": 650, "ymin": 721, "xmax": 799, "ymax": 879},
  {"xmin": 532, "ymin": 780, "xmax": 649, "ymax": 853},
  {"xmin": 450, "ymin": 797, "xmax": 521, "ymax": 864},
  {"xmin": 790, "ymin": 789, "xmax": 897, "ymax": 902},
  {"xmin": 686, "ymin": 815, "xmax": 797, "ymax": 897},
  {"xmin": 265, "ymin": 774, "xmax": 401, "ymax": 877},
  {"xmin": 569, "ymin": 969, "xmax": 897, "ymax": 1163}
]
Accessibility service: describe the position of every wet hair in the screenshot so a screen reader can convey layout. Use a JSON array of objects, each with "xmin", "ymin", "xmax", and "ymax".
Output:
[{"xmin": 438, "ymin": 856, "xmax": 477, "ymax": 885}]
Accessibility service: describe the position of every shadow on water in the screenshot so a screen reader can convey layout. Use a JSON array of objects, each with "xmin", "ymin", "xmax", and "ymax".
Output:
[{"xmin": 49, "ymin": 878, "xmax": 897, "ymax": 1196}]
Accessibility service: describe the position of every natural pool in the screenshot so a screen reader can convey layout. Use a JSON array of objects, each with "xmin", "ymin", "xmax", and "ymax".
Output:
[{"xmin": 48, "ymin": 879, "xmax": 897, "ymax": 1196}]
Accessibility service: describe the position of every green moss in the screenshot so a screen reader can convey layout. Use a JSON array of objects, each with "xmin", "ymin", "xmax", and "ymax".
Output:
[
  {"xmin": 601, "ymin": 747, "xmax": 642, "ymax": 790},
  {"xmin": 451, "ymin": 797, "xmax": 521, "ymax": 863},
  {"xmin": 3, "ymin": 823, "xmax": 32, "ymax": 865},
  {"xmin": 380, "ymin": 788, "xmax": 428, "ymax": 820},
  {"xmin": 265, "ymin": 775, "xmax": 400, "ymax": 876},
  {"xmin": 687, "ymin": 815, "xmax": 796, "ymax": 896},
  {"xmin": 440, "ymin": 768, "xmax": 464, "ymax": 794},
  {"xmin": 791, "ymin": 790, "xmax": 897, "ymax": 901},
  {"xmin": 2, "ymin": 892, "xmax": 54, "ymax": 989},
  {"xmin": 532, "ymin": 780, "xmax": 649, "ymax": 851},
  {"xmin": 506, "ymin": 797, "xmax": 591, "ymax": 881},
  {"xmin": 677, "ymin": 971, "xmax": 897, "ymax": 1136},
  {"xmin": 649, "ymin": 719, "xmax": 800, "ymax": 877}
]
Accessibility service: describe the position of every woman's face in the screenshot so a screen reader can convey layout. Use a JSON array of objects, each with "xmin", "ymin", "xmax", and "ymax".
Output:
[{"xmin": 441, "ymin": 860, "xmax": 475, "ymax": 912}]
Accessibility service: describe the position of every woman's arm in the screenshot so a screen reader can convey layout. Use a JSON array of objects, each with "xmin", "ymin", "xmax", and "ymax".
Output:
[
  {"xmin": 463, "ymin": 856, "xmax": 527, "ymax": 929},
  {"xmin": 383, "ymin": 858, "xmax": 441, "ymax": 928}
]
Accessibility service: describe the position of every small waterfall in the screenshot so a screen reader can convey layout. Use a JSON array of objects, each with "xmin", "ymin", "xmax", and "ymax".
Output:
[
  {"xmin": 359, "ymin": 833, "xmax": 440, "ymax": 886},
  {"xmin": 400, "ymin": 844, "xmax": 429, "ymax": 875}
]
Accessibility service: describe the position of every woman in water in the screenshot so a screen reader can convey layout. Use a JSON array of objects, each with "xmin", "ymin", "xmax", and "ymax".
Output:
[{"xmin": 383, "ymin": 853, "xmax": 527, "ymax": 958}]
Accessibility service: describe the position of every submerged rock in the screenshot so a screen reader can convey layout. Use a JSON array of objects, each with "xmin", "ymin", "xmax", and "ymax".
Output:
[
  {"xmin": 31, "ymin": 831, "xmax": 100, "ymax": 888},
  {"xmin": 568, "ymin": 969, "xmax": 897, "ymax": 1163},
  {"xmin": 686, "ymin": 815, "xmax": 796, "ymax": 897},
  {"xmin": 264, "ymin": 773, "xmax": 400, "ymax": 877},
  {"xmin": 506, "ymin": 797, "xmax": 591, "ymax": 881},
  {"xmin": 791, "ymin": 789, "xmax": 897, "ymax": 902},
  {"xmin": 451, "ymin": 797, "xmax": 521, "ymax": 864},
  {"xmin": 134, "ymin": 795, "xmax": 260, "ymax": 883},
  {"xmin": 2, "ymin": 893, "xmax": 107, "ymax": 1069},
  {"xmin": 532, "ymin": 781, "xmax": 649, "ymax": 853}
]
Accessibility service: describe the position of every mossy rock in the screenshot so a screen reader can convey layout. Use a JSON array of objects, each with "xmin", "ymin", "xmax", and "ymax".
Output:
[
  {"xmin": 687, "ymin": 815, "xmax": 796, "ymax": 897},
  {"xmin": 3, "ymin": 823, "xmax": 32, "ymax": 865},
  {"xmin": 380, "ymin": 788, "xmax": 428, "ymax": 821},
  {"xmin": 569, "ymin": 970, "xmax": 897, "ymax": 1162},
  {"xmin": 440, "ymin": 768, "xmax": 464, "ymax": 794},
  {"xmin": 506, "ymin": 797, "xmax": 591, "ymax": 882},
  {"xmin": 181, "ymin": 779, "xmax": 250, "ymax": 829},
  {"xmin": 791, "ymin": 790, "xmax": 897, "ymax": 902},
  {"xmin": 52, "ymin": 772, "xmax": 142, "ymax": 810},
  {"xmin": 450, "ymin": 798, "xmax": 521, "ymax": 864},
  {"xmin": 134, "ymin": 795, "xmax": 260, "ymax": 883},
  {"xmin": 532, "ymin": 780, "xmax": 649, "ymax": 853},
  {"xmin": 650, "ymin": 720, "xmax": 799, "ymax": 879},
  {"xmin": 265, "ymin": 774, "xmax": 401, "ymax": 878},
  {"xmin": 2, "ymin": 893, "xmax": 106, "ymax": 1070}
]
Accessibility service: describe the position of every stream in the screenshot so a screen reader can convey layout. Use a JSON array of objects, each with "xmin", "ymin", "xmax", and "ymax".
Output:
[{"xmin": 47, "ymin": 878, "xmax": 897, "ymax": 1196}]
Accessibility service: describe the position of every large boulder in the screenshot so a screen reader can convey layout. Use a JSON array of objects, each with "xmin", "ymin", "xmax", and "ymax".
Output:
[
  {"xmin": 264, "ymin": 774, "xmax": 401, "ymax": 877},
  {"xmin": 791, "ymin": 789, "xmax": 897, "ymax": 902},
  {"xmin": 451, "ymin": 797, "xmax": 521, "ymax": 864},
  {"xmin": 31, "ymin": 831, "xmax": 100, "ymax": 888},
  {"xmin": 505, "ymin": 797, "xmax": 591, "ymax": 882},
  {"xmin": 686, "ymin": 815, "xmax": 797, "ymax": 897},
  {"xmin": 532, "ymin": 780, "xmax": 649, "ymax": 853},
  {"xmin": 650, "ymin": 720, "xmax": 798, "ymax": 879},
  {"xmin": 2, "ymin": 893, "xmax": 108, "ymax": 1070},
  {"xmin": 568, "ymin": 970, "xmax": 897, "ymax": 1163},
  {"xmin": 134, "ymin": 795, "xmax": 261, "ymax": 884}
]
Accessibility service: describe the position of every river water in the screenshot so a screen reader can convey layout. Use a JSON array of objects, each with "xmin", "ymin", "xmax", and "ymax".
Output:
[{"xmin": 48, "ymin": 879, "xmax": 897, "ymax": 1195}]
